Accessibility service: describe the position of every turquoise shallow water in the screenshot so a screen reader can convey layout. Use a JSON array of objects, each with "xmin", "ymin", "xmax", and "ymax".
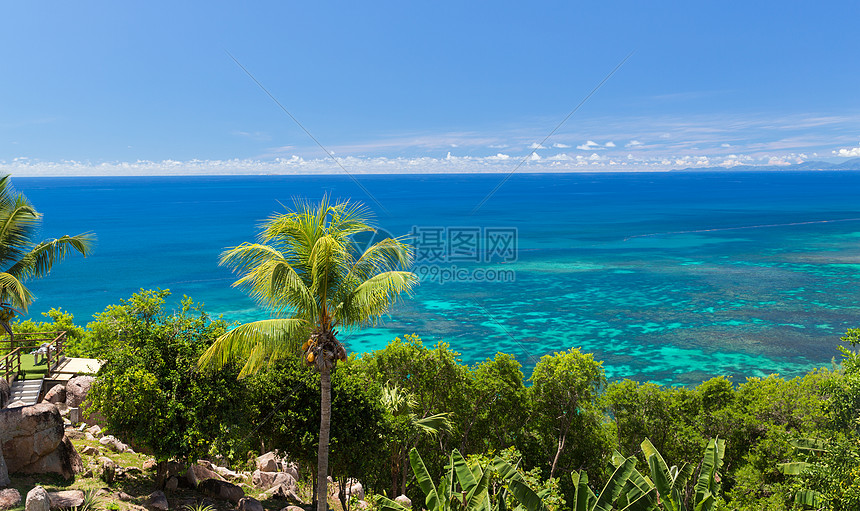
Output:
[{"xmin": 15, "ymin": 172, "xmax": 860, "ymax": 385}]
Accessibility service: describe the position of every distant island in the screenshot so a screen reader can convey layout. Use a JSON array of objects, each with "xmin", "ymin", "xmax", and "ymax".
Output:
[{"xmin": 677, "ymin": 157, "xmax": 860, "ymax": 172}]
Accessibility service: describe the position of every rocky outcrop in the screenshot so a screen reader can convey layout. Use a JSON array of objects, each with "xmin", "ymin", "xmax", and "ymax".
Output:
[
  {"xmin": 98, "ymin": 435, "xmax": 130, "ymax": 453},
  {"xmin": 0, "ymin": 403, "xmax": 82, "ymax": 479},
  {"xmin": 0, "ymin": 446, "xmax": 8, "ymax": 487},
  {"xmin": 0, "ymin": 488, "xmax": 21, "ymax": 510}
]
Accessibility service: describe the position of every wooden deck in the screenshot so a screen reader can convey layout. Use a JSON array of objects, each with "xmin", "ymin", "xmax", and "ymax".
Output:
[{"xmin": 49, "ymin": 357, "xmax": 102, "ymax": 380}]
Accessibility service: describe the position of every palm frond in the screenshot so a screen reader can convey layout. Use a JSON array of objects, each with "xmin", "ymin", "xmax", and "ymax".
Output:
[
  {"xmin": 198, "ymin": 318, "xmax": 311, "ymax": 377},
  {"xmin": 0, "ymin": 199, "xmax": 40, "ymax": 267},
  {"xmin": 340, "ymin": 271, "xmax": 419, "ymax": 326},
  {"xmin": 346, "ymin": 236, "xmax": 414, "ymax": 283},
  {"xmin": 6, "ymin": 233, "xmax": 95, "ymax": 281},
  {"xmin": 0, "ymin": 272, "xmax": 32, "ymax": 311}
]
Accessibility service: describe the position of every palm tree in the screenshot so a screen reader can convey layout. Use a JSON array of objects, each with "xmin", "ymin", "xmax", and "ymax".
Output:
[
  {"xmin": 0, "ymin": 175, "xmax": 94, "ymax": 339},
  {"xmin": 198, "ymin": 197, "xmax": 418, "ymax": 511}
]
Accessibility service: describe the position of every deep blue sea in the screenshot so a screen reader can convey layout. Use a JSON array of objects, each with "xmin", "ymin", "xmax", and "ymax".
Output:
[{"xmin": 14, "ymin": 172, "xmax": 860, "ymax": 385}]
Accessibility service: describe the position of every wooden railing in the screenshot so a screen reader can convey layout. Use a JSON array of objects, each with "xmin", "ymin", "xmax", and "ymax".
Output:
[
  {"xmin": 1, "ymin": 347, "xmax": 22, "ymax": 383},
  {"xmin": 0, "ymin": 331, "xmax": 67, "ymax": 381}
]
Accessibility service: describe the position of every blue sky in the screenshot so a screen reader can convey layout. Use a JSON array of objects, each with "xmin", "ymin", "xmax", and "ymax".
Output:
[{"xmin": 2, "ymin": 1, "xmax": 860, "ymax": 175}]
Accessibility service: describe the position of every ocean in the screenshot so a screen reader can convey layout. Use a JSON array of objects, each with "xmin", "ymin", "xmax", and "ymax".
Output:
[{"xmin": 14, "ymin": 171, "xmax": 860, "ymax": 385}]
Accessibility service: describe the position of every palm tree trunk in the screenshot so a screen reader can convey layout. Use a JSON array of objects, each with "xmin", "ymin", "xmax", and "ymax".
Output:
[{"xmin": 317, "ymin": 364, "xmax": 332, "ymax": 511}]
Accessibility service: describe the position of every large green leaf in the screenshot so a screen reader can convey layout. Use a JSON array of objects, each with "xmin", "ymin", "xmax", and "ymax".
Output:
[
  {"xmin": 596, "ymin": 457, "xmax": 637, "ymax": 510},
  {"xmin": 571, "ymin": 471, "xmax": 598, "ymax": 511},
  {"xmin": 641, "ymin": 438, "xmax": 672, "ymax": 498},
  {"xmin": 693, "ymin": 438, "xmax": 725, "ymax": 511},
  {"xmin": 491, "ymin": 458, "xmax": 548, "ymax": 511},
  {"xmin": 411, "ymin": 447, "xmax": 444, "ymax": 511}
]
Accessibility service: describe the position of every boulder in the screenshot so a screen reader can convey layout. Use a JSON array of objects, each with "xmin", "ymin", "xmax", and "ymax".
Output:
[
  {"xmin": 252, "ymin": 469, "xmax": 296, "ymax": 490},
  {"xmin": 0, "ymin": 488, "xmax": 22, "ymax": 510},
  {"xmin": 198, "ymin": 479, "xmax": 244, "ymax": 504},
  {"xmin": 143, "ymin": 458, "xmax": 157, "ymax": 471},
  {"xmin": 164, "ymin": 476, "xmax": 179, "ymax": 491},
  {"xmin": 65, "ymin": 376, "xmax": 95, "ymax": 408},
  {"xmin": 148, "ymin": 490, "xmax": 169, "ymax": 511},
  {"xmin": 212, "ymin": 464, "xmax": 243, "ymax": 482},
  {"xmin": 186, "ymin": 463, "xmax": 224, "ymax": 488},
  {"xmin": 85, "ymin": 425, "xmax": 102, "ymax": 438},
  {"xmin": 0, "ymin": 379, "xmax": 9, "ymax": 409},
  {"xmin": 48, "ymin": 490, "xmax": 84, "ymax": 509},
  {"xmin": 98, "ymin": 456, "xmax": 116, "ymax": 484},
  {"xmin": 283, "ymin": 462, "xmax": 300, "ymax": 481},
  {"xmin": 25, "ymin": 486, "xmax": 49, "ymax": 511},
  {"xmin": 256, "ymin": 451, "xmax": 280, "ymax": 472},
  {"xmin": 263, "ymin": 484, "xmax": 302, "ymax": 504},
  {"xmin": 0, "ymin": 404, "xmax": 82, "ymax": 479},
  {"xmin": 0, "ymin": 447, "xmax": 8, "ymax": 487},
  {"xmin": 280, "ymin": 507, "xmax": 305, "ymax": 511},
  {"xmin": 347, "ymin": 481, "xmax": 365, "ymax": 501},
  {"xmin": 6, "ymin": 400, "xmax": 24, "ymax": 409},
  {"xmin": 237, "ymin": 497, "xmax": 264, "ymax": 511},
  {"xmin": 42, "ymin": 385, "xmax": 66, "ymax": 405},
  {"xmin": 81, "ymin": 445, "xmax": 99, "ymax": 456},
  {"xmin": 99, "ymin": 435, "xmax": 129, "ymax": 453},
  {"xmin": 395, "ymin": 495, "xmax": 412, "ymax": 509}
]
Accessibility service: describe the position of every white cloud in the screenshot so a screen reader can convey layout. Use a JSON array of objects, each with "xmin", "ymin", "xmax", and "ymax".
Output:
[
  {"xmin": 486, "ymin": 153, "xmax": 511, "ymax": 160},
  {"xmin": 833, "ymin": 143, "xmax": 860, "ymax": 157},
  {"xmin": 529, "ymin": 142, "xmax": 546, "ymax": 149},
  {"xmin": 529, "ymin": 152, "xmax": 541, "ymax": 161},
  {"xmin": 720, "ymin": 143, "xmax": 731, "ymax": 148},
  {"xmin": 625, "ymin": 140, "xmax": 642, "ymax": 148},
  {"xmin": 576, "ymin": 140, "xmax": 600, "ymax": 150},
  {"xmin": 605, "ymin": 141, "xmax": 616, "ymax": 148},
  {"xmin": 552, "ymin": 143, "xmax": 570, "ymax": 148}
]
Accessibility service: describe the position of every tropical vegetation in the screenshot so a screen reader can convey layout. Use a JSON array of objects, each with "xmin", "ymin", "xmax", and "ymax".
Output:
[{"xmin": 196, "ymin": 197, "xmax": 417, "ymax": 511}]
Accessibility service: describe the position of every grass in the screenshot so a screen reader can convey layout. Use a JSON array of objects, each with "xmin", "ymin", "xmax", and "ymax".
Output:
[{"xmin": 20, "ymin": 353, "xmax": 49, "ymax": 379}]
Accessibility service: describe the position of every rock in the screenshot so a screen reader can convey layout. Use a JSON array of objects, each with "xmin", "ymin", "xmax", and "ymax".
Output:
[
  {"xmin": 264, "ymin": 485, "xmax": 302, "ymax": 504},
  {"xmin": 212, "ymin": 464, "xmax": 243, "ymax": 482},
  {"xmin": 0, "ymin": 488, "xmax": 22, "ymax": 510},
  {"xmin": 84, "ymin": 432, "xmax": 96, "ymax": 441},
  {"xmin": 256, "ymin": 451, "xmax": 280, "ymax": 472},
  {"xmin": 99, "ymin": 435, "xmax": 129, "ymax": 453},
  {"xmin": 85, "ymin": 425, "xmax": 102, "ymax": 437},
  {"xmin": 347, "ymin": 481, "xmax": 365, "ymax": 501},
  {"xmin": 237, "ymin": 497, "xmax": 264, "ymax": 511},
  {"xmin": 0, "ymin": 446, "xmax": 8, "ymax": 487},
  {"xmin": 48, "ymin": 490, "xmax": 84, "ymax": 509},
  {"xmin": 143, "ymin": 458, "xmax": 157, "ymax": 471},
  {"xmin": 354, "ymin": 501, "xmax": 371, "ymax": 510},
  {"xmin": 198, "ymin": 479, "xmax": 244, "ymax": 504},
  {"xmin": 186, "ymin": 463, "xmax": 224, "ymax": 488},
  {"xmin": 117, "ymin": 492, "xmax": 132, "ymax": 502},
  {"xmin": 0, "ymin": 379, "xmax": 9, "ymax": 409},
  {"xmin": 6, "ymin": 400, "xmax": 24, "ymax": 408},
  {"xmin": 65, "ymin": 376, "xmax": 95, "ymax": 408},
  {"xmin": 148, "ymin": 490, "xmax": 169, "ymax": 511},
  {"xmin": 280, "ymin": 506, "xmax": 305, "ymax": 511},
  {"xmin": 98, "ymin": 456, "xmax": 116, "ymax": 484},
  {"xmin": 81, "ymin": 445, "xmax": 99, "ymax": 456},
  {"xmin": 395, "ymin": 495, "xmax": 412, "ymax": 509},
  {"xmin": 252, "ymin": 469, "xmax": 296, "ymax": 490},
  {"xmin": 283, "ymin": 462, "xmax": 300, "ymax": 481},
  {"xmin": 164, "ymin": 476, "xmax": 179, "ymax": 490},
  {"xmin": 42, "ymin": 384, "xmax": 66, "ymax": 404},
  {"xmin": 25, "ymin": 486, "xmax": 49, "ymax": 511},
  {"xmin": 0, "ymin": 403, "xmax": 82, "ymax": 480}
]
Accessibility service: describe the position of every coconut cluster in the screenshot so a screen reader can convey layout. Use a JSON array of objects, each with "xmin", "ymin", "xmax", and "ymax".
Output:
[{"xmin": 301, "ymin": 328, "xmax": 347, "ymax": 371}]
